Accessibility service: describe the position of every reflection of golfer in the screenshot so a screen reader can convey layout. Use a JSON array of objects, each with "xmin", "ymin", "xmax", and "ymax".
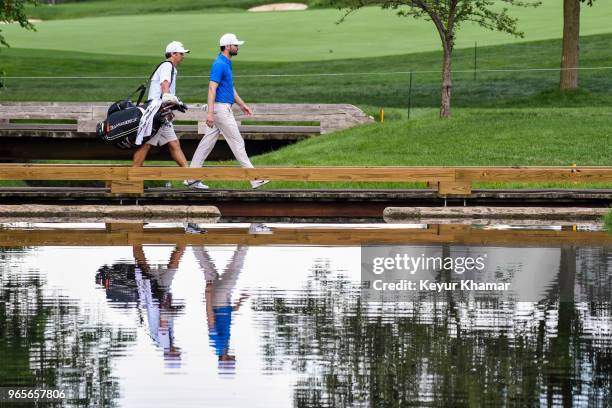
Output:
[
  {"xmin": 133, "ymin": 244, "xmax": 186, "ymax": 366},
  {"xmin": 193, "ymin": 246, "xmax": 249, "ymax": 365}
]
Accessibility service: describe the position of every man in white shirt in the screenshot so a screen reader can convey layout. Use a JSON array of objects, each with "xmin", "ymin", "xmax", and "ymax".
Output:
[{"xmin": 133, "ymin": 41, "xmax": 190, "ymax": 168}]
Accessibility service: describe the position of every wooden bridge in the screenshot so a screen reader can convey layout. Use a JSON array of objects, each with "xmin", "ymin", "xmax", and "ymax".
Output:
[
  {"xmin": 0, "ymin": 102, "xmax": 373, "ymax": 160},
  {"xmin": 1, "ymin": 102, "xmax": 611, "ymax": 212}
]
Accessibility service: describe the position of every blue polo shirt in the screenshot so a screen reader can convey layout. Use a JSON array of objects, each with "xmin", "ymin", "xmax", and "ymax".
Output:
[
  {"xmin": 209, "ymin": 305, "xmax": 233, "ymax": 356},
  {"xmin": 209, "ymin": 53, "xmax": 234, "ymax": 104}
]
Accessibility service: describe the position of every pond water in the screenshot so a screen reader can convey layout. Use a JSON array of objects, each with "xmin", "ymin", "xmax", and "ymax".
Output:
[{"xmin": 0, "ymin": 222, "xmax": 611, "ymax": 407}]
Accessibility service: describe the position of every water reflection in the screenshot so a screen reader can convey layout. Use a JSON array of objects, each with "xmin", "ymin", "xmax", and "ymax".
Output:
[
  {"xmin": 252, "ymin": 245, "xmax": 612, "ymax": 407},
  {"xmin": 0, "ymin": 223, "xmax": 610, "ymax": 407},
  {"xmin": 96, "ymin": 245, "xmax": 186, "ymax": 368},
  {"xmin": 194, "ymin": 246, "xmax": 248, "ymax": 373},
  {"xmin": 1, "ymin": 247, "xmax": 136, "ymax": 407}
]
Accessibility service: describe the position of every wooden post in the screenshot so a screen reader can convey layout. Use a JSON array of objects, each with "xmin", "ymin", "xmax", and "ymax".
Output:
[
  {"xmin": 105, "ymin": 223, "xmax": 145, "ymax": 232},
  {"xmin": 109, "ymin": 180, "xmax": 144, "ymax": 194},
  {"xmin": 437, "ymin": 224, "xmax": 471, "ymax": 234},
  {"xmin": 437, "ymin": 181, "xmax": 472, "ymax": 195}
]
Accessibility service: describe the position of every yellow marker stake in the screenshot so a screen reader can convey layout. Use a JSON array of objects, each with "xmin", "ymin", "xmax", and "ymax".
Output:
[{"xmin": 380, "ymin": 109, "xmax": 384, "ymax": 123}]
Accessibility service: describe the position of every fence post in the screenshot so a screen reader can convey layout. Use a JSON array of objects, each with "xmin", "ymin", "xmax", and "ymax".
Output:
[
  {"xmin": 473, "ymin": 42, "xmax": 478, "ymax": 81},
  {"xmin": 407, "ymin": 71, "xmax": 413, "ymax": 120}
]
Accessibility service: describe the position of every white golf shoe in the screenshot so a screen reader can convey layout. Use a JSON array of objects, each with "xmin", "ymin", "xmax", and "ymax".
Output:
[
  {"xmin": 251, "ymin": 179, "xmax": 270, "ymax": 189},
  {"xmin": 183, "ymin": 180, "xmax": 209, "ymax": 190}
]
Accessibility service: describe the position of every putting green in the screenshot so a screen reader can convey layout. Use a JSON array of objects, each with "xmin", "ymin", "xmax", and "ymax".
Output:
[{"xmin": 2, "ymin": 3, "xmax": 612, "ymax": 62}]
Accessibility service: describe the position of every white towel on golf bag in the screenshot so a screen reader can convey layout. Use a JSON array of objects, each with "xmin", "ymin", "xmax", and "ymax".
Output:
[{"xmin": 136, "ymin": 99, "xmax": 162, "ymax": 145}]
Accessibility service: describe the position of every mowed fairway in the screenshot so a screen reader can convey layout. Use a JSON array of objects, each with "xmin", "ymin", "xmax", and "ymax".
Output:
[{"xmin": 2, "ymin": 3, "xmax": 612, "ymax": 61}]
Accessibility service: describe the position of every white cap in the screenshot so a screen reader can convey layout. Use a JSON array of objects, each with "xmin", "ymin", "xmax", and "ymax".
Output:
[
  {"xmin": 219, "ymin": 33, "xmax": 244, "ymax": 47},
  {"xmin": 165, "ymin": 41, "xmax": 190, "ymax": 54}
]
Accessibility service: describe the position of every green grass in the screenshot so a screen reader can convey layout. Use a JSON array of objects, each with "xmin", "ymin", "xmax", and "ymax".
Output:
[
  {"xmin": 9, "ymin": 107, "xmax": 610, "ymax": 190},
  {"xmin": 25, "ymin": 0, "xmax": 328, "ymax": 21},
  {"xmin": 2, "ymin": 33, "xmax": 612, "ymax": 109},
  {"xmin": 239, "ymin": 107, "xmax": 612, "ymax": 189},
  {"xmin": 605, "ymin": 211, "xmax": 612, "ymax": 231},
  {"xmin": 3, "ymin": 3, "xmax": 612, "ymax": 62}
]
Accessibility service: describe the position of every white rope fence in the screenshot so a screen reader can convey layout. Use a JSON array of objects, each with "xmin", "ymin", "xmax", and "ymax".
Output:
[{"xmin": 3, "ymin": 66, "xmax": 612, "ymax": 80}]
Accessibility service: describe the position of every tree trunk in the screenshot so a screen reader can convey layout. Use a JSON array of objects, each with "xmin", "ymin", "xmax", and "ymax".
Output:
[
  {"xmin": 440, "ymin": 47, "xmax": 452, "ymax": 118},
  {"xmin": 560, "ymin": 0, "xmax": 580, "ymax": 90}
]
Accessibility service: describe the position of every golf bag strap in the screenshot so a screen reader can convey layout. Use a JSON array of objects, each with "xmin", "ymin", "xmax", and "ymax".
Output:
[
  {"xmin": 135, "ymin": 60, "xmax": 176, "ymax": 105},
  {"xmin": 146, "ymin": 60, "xmax": 175, "ymax": 100},
  {"xmin": 133, "ymin": 85, "xmax": 146, "ymax": 106}
]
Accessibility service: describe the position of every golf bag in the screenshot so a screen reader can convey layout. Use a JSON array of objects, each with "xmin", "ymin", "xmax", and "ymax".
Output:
[{"xmin": 96, "ymin": 61, "xmax": 187, "ymax": 149}]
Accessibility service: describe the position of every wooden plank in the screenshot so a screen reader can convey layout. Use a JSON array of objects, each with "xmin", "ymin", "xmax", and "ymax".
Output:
[
  {"xmin": 0, "ymin": 123, "xmax": 78, "ymax": 131},
  {"xmin": 110, "ymin": 180, "xmax": 144, "ymax": 194},
  {"xmin": 0, "ymin": 103, "xmax": 372, "ymax": 135},
  {"xmin": 0, "ymin": 106, "xmax": 93, "ymax": 120},
  {"xmin": 105, "ymin": 223, "xmax": 145, "ymax": 232},
  {"xmin": 183, "ymin": 103, "xmax": 368, "ymax": 116},
  {"xmin": 0, "ymin": 230, "xmax": 128, "ymax": 246},
  {"xmin": 457, "ymin": 167, "xmax": 612, "ymax": 182},
  {"xmin": 0, "ymin": 164, "xmax": 128, "ymax": 181},
  {"xmin": 237, "ymin": 125, "xmax": 320, "ymax": 133},
  {"xmin": 178, "ymin": 124, "xmax": 319, "ymax": 134},
  {"xmin": 0, "ymin": 164, "xmax": 610, "ymax": 187},
  {"xmin": 128, "ymin": 166, "xmax": 457, "ymax": 182},
  {"xmin": 438, "ymin": 181, "xmax": 472, "ymax": 195},
  {"xmin": 0, "ymin": 123, "xmax": 317, "ymax": 135},
  {"xmin": 0, "ymin": 103, "xmax": 364, "ymax": 119},
  {"xmin": 197, "ymin": 122, "xmax": 320, "ymax": 135},
  {"xmin": 77, "ymin": 120, "xmax": 98, "ymax": 133},
  {"xmin": 0, "ymin": 226, "xmax": 610, "ymax": 247},
  {"xmin": 436, "ymin": 224, "xmax": 472, "ymax": 234}
]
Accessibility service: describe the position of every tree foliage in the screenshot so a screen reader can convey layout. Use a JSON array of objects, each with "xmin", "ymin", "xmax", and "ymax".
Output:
[
  {"xmin": 338, "ymin": 1, "xmax": 541, "ymax": 46},
  {"xmin": 1, "ymin": 0, "xmax": 38, "ymax": 48},
  {"xmin": 334, "ymin": 0, "xmax": 540, "ymax": 117}
]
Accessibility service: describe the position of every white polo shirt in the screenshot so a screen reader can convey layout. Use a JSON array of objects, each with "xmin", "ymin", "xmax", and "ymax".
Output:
[{"xmin": 148, "ymin": 61, "xmax": 177, "ymax": 100}]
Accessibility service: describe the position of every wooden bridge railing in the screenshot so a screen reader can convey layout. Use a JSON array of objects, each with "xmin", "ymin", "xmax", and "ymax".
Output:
[
  {"xmin": 0, "ymin": 102, "xmax": 373, "ymax": 134},
  {"xmin": 0, "ymin": 164, "xmax": 611, "ymax": 196}
]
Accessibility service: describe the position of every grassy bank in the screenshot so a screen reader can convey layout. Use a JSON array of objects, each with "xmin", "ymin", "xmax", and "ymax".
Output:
[
  {"xmin": 25, "ymin": 0, "xmax": 328, "ymax": 21},
  {"xmin": 241, "ymin": 107, "xmax": 612, "ymax": 189},
  {"xmin": 5, "ymin": 3, "xmax": 612, "ymax": 61},
  {"xmin": 2, "ymin": 34, "xmax": 612, "ymax": 109},
  {"xmin": 605, "ymin": 211, "xmax": 612, "ymax": 231}
]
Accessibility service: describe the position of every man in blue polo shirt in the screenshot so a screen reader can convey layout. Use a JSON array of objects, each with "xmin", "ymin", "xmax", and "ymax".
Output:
[{"xmin": 185, "ymin": 33, "xmax": 269, "ymax": 190}]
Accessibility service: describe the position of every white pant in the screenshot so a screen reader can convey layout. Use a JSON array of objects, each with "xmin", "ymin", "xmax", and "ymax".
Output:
[
  {"xmin": 190, "ymin": 103, "xmax": 254, "ymax": 169},
  {"xmin": 192, "ymin": 246, "xmax": 247, "ymax": 307}
]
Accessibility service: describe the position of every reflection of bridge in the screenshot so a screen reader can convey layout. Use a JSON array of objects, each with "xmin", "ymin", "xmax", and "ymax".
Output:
[{"xmin": 1, "ymin": 224, "xmax": 611, "ymax": 247}]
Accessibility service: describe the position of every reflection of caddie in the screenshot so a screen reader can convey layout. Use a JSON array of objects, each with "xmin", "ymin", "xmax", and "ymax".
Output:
[{"xmin": 185, "ymin": 33, "xmax": 269, "ymax": 190}]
